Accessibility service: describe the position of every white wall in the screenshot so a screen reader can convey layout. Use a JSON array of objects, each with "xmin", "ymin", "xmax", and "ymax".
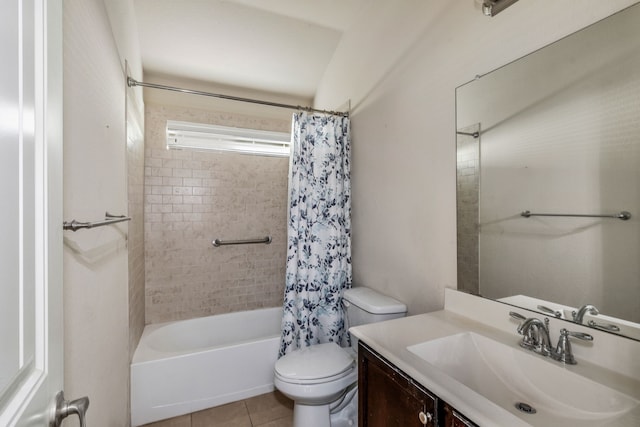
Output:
[
  {"xmin": 313, "ymin": 0, "xmax": 639, "ymax": 315},
  {"xmin": 63, "ymin": 0, "xmax": 142, "ymax": 424}
]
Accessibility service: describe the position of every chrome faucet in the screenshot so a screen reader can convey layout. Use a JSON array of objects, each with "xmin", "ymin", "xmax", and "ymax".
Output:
[
  {"xmin": 510, "ymin": 312, "xmax": 594, "ymax": 364},
  {"xmin": 572, "ymin": 304, "xmax": 599, "ymax": 324},
  {"xmin": 516, "ymin": 317, "xmax": 552, "ymax": 356}
]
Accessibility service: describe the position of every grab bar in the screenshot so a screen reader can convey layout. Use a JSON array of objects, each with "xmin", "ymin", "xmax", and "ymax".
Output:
[
  {"xmin": 521, "ymin": 210, "xmax": 631, "ymax": 221},
  {"xmin": 63, "ymin": 212, "xmax": 131, "ymax": 232},
  {"xmin": 212, "ymin": 236, "xmax": 272, "ymax": 247}
]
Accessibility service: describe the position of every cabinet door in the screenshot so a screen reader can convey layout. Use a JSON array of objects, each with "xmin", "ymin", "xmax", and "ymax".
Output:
[
  {"xmin": 359, "ymin": 343, "xmax": 436, "ymax": 427},
  {"xmin": 442, "ymin": 402, "xmax": 478, "ymax": 427}
]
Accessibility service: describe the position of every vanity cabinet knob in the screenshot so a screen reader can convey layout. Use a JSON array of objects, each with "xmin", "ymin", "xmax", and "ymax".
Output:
[{"xmin": 419, "ymin": 410, "xmax": 432, "ymax": 424}]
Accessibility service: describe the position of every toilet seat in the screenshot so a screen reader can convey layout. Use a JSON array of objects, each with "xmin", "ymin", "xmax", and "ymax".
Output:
[
  {"xmin": 275, "ymin": 367, "xmax": 355, "ymax": 385},
  {"xmin": 275, "ymin": 342, "xmax": 356, "ymax": 385},
  {"xmin": 275, "ymin": 366, "xmax": 355, "ymax": 385}
]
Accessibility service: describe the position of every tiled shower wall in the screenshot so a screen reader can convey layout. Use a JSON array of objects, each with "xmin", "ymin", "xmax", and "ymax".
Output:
[
  {"xmin": 127, "ymin": 85, "xmax": 146, "ymax": 358},
  {"xmin": 144, "ymin": 104, "xmax": 290, "ymax": 324}
]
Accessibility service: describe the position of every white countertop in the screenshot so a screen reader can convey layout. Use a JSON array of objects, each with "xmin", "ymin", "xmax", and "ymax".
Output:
[{"xmin": 349, "ymin": 309, "xmax": 640, "ymax": 427}]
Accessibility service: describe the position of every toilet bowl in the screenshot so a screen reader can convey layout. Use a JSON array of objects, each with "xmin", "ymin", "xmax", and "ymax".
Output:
[
  {"xmin": 275, "ymin": 287, "xmax": 407, "ymax": 427},
  {"xmin": 274, "ymin": 343, "xmax": 358, "ymax": 427}
]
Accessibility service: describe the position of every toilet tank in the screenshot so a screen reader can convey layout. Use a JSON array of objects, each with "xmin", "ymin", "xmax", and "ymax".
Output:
[{"xmin": 343, "ymin": 287, "xmax": 407, "ymax": 328}]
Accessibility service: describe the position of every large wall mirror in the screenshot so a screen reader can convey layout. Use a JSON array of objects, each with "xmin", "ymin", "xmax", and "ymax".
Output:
[{"xmin": 456, "ymin": 3, "xmax": 640, "ymax": 341}]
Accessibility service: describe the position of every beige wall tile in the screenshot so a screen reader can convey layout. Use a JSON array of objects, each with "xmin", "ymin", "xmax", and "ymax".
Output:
[
  {"xmin": 128, "ymin": 99, "xmax": 146, "ymax": 363},
  {"xmin": 145, "ymin": 104, "xmax": 290, "ymax": 324}
]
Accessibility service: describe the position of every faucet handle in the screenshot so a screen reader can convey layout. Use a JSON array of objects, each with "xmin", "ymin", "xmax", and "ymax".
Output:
[
  {"xmin": 564, "ymin": 330, "xmax": 593, "ymax": 341},
  {"xmin": 552, "ymin": 328, "xmax": 593, "ymax": 365},
  {"xmin": 537, "ymin": 305, "xmax": 562, "ymax": 318},
  {"xmin": 509, "ymin": 311, "xmax": 526, "ymax": 322}
]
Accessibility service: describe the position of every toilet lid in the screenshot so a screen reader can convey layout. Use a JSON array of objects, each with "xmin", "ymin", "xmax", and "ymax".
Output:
[{"xmin": 275, "ymin": 342, "xmax": 355, "ymax": 381}]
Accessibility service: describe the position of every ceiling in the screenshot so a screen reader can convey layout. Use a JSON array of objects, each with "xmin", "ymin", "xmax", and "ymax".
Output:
[{"xmin": 133, "ymin": 0, "xmax": 369, "ymax": 99}]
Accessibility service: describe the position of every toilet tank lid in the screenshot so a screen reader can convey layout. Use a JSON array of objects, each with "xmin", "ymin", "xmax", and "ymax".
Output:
[{"xmin": 343, "ymin": 287, "xmax": 407, "ymax": 314}]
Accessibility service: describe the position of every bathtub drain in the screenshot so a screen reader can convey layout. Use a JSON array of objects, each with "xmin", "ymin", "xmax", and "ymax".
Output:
[{"xmin": 515, "ymin": 402, "xmax": 536, "ymax": 414}]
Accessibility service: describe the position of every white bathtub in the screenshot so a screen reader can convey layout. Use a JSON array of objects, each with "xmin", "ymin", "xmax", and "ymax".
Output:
[{"xmin": 131, "ymin": 307, "xmax": 282, "ymax": 426}]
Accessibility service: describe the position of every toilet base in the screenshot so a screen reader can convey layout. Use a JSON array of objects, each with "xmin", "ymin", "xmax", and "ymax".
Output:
[
  {"xmin": 330, "ymin": 385, "xmax": 358, "ymax": 427},
  {"xmin": 290, "ymin": 386, "xmax": 358, "ymax": 427},
  {"xmin": 293, "ymin": 402, "xmax": 331, "ymax": 427}
]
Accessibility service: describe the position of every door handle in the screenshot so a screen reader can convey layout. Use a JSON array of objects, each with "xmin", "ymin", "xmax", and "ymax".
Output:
[{"xmin": 50, "ymin": 391, "xmax": 89, "ymax": 427}]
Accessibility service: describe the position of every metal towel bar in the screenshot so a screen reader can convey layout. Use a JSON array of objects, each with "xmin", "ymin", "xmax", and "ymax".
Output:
[
  {"xmin": 212, "ymin": 236, "xmax": 272, "ymax": 247},
  {"xmin": 521, "ymin": 210, "xmax": 631, "ymax": 221},
  {"xmin": 63, "ymin": 212, "xmax": 131, "ymax": 231}
]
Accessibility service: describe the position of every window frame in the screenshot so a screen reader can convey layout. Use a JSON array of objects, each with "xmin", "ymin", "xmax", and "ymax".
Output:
[{"xmin": 166, "ymin": 120, "xmax": 291, "ymax": 157}]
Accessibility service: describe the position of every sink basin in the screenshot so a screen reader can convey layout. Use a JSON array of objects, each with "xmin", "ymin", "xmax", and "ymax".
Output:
[{"xmin": 408, "ymin": 332, "xmax": 638, "ymax": 425}]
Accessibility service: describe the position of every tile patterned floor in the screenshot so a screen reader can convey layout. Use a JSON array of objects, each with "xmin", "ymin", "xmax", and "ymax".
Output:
[{"xmin": 141, "ymin": 391, "xmax": 293, "ymax": 427}]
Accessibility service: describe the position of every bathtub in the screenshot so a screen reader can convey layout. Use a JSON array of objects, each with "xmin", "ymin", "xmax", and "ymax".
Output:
[{"xmin": 131, "ymin": 307, "xmax": 282, "ymax": 426}]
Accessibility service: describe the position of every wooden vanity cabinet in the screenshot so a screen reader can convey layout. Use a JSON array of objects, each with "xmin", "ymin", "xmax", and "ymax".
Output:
[
  {"xmin": 358, "ymin": 342, "xmax": 437, "ymax": 426},
  {"xmin": 358, "ymin": 343, "xmax": 478, "ymax": 427},
  {"xmin": 442, "ymin": 402, "xmax": 477, "ymax": 427}
]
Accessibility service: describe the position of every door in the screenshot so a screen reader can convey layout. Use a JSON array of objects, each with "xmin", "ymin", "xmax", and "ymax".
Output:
[{"xmin": 0, "ymin": 0, "xmax": 64, "ymax": 425}]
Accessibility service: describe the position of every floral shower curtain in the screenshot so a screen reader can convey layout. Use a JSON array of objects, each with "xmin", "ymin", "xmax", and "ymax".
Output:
[{"xmin": 279, "ymin": 112, "xmax": 352, "ymax": 357}]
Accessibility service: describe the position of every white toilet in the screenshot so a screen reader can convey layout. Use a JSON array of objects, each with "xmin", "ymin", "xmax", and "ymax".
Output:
[{"xmin": 274, "ymin": 286, "xmax": 407, "ymax": 427}]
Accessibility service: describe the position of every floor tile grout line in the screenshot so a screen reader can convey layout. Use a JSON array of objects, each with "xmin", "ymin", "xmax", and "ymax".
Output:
[{"xmin": 245, "ymin": 400, "xmax": 255, "ymax": 427}]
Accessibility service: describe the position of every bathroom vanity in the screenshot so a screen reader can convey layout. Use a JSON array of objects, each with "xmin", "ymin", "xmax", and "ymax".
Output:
[
  {"xmin": 359, "ymin": 342, "xmax": 475, "ymax": 426},
  {"xmin": 350, "ymin": 289, "xmax": 640, "ymax": 427}
]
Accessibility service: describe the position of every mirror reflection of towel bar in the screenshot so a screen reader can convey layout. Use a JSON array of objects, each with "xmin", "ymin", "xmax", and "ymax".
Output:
[
  {"xmin": 63, "ymin": 212, "xmax": 131, "ymax": 231},
  {"xmin": 212, "ymin": 236, "xmax": 272, "ymax": 247},
  {"xmin": 521, "ymin": 210, "xmax": 631, "ymax": 221}
]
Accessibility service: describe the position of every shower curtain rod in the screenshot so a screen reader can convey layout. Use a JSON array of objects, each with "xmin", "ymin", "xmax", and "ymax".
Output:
[{"xmin": 127, "ymin": 77, "xmax": 349, "ymax": 117}]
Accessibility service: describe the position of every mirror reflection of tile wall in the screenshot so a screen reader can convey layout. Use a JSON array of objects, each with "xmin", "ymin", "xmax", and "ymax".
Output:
[{"xmin": 456, "ymin": 124, "xmax": 480, "ymax": 295}]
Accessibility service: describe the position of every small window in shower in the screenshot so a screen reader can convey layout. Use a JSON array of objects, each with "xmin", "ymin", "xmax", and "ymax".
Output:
[{"xmin": 166, "ymin": 120, "xmax": 291, "ymax": 157}]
